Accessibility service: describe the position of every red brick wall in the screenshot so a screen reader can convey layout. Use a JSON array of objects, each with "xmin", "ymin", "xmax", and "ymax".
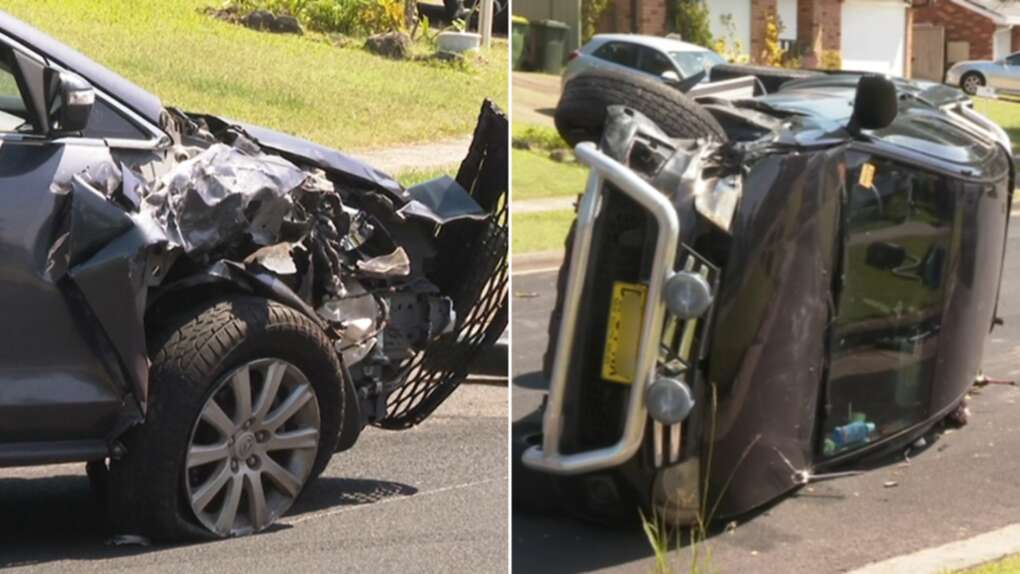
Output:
[
  {"xmin": 599, "ymin": 0, "xmax": 666, "ymax": 35},
  {"xmin": 797, "ymin": 0, "xmax": 842, "ymax": 68},
  {"xmin": 750, "ymin": 0, "xmax": 778, "ymax": 62},
  {"xmin": 914, "ymin": 0, "xmax": 996, "ymax": 61},
  {"xmin": 638, "ymin": 0, "xmax": 668, "ymax": 35}
]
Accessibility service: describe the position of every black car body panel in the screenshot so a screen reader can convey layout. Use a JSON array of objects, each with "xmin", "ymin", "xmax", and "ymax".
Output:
[{"xmin": 531, "ymin": 72, "xmax": 1013, "ymax": 523}]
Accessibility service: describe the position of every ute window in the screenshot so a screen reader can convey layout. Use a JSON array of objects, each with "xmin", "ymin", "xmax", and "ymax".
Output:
[
  {"xmin": 593, "ymin": 41, "xmax": 639, "ymax": 68},
  {"xmin": 0, "ymin": 50, "xmax": 32, "ymax": 133}
]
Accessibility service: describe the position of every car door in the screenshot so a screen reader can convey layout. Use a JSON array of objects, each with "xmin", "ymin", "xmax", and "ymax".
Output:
[{"xmin": 0, "ymin": 39, "xmax": 135, "ymax": 449}]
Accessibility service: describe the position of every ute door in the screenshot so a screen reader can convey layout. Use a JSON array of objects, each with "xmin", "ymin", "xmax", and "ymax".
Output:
[
  {"xmin": 823, "ymin": 154, "xmax": 954, "ymax": 459},
  {"xmin": 0, "ymin": 40, "xmax": 130, "ymax": 449}
]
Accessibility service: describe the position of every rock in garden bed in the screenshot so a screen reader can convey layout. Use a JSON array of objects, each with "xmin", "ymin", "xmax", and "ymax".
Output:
[{"xmin": 365, "ymin": 32, "xmax": 412, "ymax": 59}]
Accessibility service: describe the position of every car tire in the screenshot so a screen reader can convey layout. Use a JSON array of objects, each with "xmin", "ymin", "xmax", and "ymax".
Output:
[
  {"xmin": 108, "ymin": 296, "xmax": 344, "ymax": 541},
  {"xmin": 554, "ymin": 68, "xmax": 728, "ymax": 148},
  {"xmin": 708, "ymin": 63, "xmax": 822, "ymax": 93},
  {"xmin": 961, "ymin": 71, "xmax": 985, "ymax": 95}
]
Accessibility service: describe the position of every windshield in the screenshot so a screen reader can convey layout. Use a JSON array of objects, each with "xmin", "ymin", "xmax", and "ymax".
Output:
[{"xmin": 669, "ymin": 50, "xmax": 725, "ymax": 77}]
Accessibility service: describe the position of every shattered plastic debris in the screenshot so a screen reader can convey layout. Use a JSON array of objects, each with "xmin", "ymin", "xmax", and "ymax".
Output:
[
  {"xmin": 245, "ymin": 242, "xmax": 298, "ymax": 275},
  {"xmin": 141, "ymin": 142, "xmax": 306, "ymax": 253},
  {"xmin": 356, "ymin": 247, "xmax": 411, "ymax": 278}
]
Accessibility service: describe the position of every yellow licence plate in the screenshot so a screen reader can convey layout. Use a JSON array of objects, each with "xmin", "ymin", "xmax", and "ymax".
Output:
[{"xmin": 601, "ymin": 281, "xmax": 648, "ymax": 384}]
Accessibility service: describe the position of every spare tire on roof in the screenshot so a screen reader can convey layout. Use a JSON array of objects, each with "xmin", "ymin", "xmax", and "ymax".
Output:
[
  {"xmin": 554, "ymin": 68, "xmax": 728, "ymax": 148},
  {"xmin": 709, "ymin": 63, "xmax": 823, "ymax": 94}
]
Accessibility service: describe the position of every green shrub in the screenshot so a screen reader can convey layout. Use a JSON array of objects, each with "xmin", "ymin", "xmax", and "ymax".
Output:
[
  {"xmin": 669, "ymin": 0, "xmax": 713, "ymax": 48},
  {"xmin": 227, "ymin": 0, "xmax": 405, "ymax": 36}
]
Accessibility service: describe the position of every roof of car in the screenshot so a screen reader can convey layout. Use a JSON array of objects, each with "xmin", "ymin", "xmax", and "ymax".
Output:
[{"xmin": 588, "ymin": 34, "xmax": 710, "ymax": 53}]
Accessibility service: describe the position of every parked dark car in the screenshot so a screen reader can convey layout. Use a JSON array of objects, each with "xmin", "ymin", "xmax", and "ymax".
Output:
[
  {"xmin": 516, "ymin": 67, "xmax": 1012, "ymax": 526},
  {"xmin": 0, "ymin": 11, "xmax": 507, "ymax": 540}
]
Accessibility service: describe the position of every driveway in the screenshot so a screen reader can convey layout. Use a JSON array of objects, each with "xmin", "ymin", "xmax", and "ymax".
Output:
[{"xmin": 513, "ymin": 72, "xmax": 560, "ymax": 128}]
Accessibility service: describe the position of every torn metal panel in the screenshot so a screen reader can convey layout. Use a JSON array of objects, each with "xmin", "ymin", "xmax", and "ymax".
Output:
[
  {"xmin": 141, "ymin": 142, "xmax": 305, "ymax": 253},
  {"xmin": 399, "ymin": 175, "xmax": 488, "ymax": 224},
  {"xmin": 205, "ymin": 116, "xmax": 405, "ymax": 199}
]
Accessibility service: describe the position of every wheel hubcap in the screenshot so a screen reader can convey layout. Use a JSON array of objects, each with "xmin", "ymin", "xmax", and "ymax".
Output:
[
  {"xmin": 965, "ymin": 76, "xmax": 981, "ymax": 92},
  {"xmin": 185, "ymin": 358, "xmax": 320, "ymax": 537}
]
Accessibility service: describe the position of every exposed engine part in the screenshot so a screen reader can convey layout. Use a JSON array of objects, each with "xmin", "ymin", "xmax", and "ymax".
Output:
[{"xmin": 317, "ymin": 279, "xmax": 383, "ymax": 366}]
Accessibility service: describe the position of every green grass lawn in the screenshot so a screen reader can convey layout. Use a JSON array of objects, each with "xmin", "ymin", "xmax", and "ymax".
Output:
[
  {"xmin": 950, "ymin": 554, "xmax": 1020, "ymax": 574},
  {"xmin": 511, "ymin": 209, "xmax": 573, "ymax": 255},
  {"xmin": 394, "ymin": 164, "xmax": 459, "ymax": 187},
  {"xmin": 973, "ymin": 97, "xmax": 1020, "ymax": 155},
  {"xmin": 511, "ymin": 148, "xmax": 588, "ymax": 201},
  {"xmin": 2, "ymin": 0, "xmax": 507, "ymax": 151}
]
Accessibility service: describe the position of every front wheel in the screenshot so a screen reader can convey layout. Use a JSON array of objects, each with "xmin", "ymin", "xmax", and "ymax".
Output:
[
  {"xmin": 108, "ymin": 296, "xmax": 345, "ymax": 540},
  {"xmin": 961, "ymin": 71, "xmax": 985, "ymax": 95}
]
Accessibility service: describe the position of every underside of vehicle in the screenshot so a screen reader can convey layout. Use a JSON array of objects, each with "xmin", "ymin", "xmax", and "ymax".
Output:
[{"xmin": 516, "ymin": 67, "xmax": 1013, "ymax": 527}]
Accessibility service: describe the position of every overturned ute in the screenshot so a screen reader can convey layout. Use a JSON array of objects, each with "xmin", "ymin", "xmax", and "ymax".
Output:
[
  {"xmin": 0, "ymin": 12, "xmax": 507, "ymax": 539},
  {"xmin": 518, "ymin": 68, "xmax": 1012, "ymax": 526}
]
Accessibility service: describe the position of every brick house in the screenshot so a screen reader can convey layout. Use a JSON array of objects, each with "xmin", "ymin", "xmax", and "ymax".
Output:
[
  {"xmin": 599, "ymin": 0, "xmax": 914, "ymax": 76},
  {"xmin": 912, "ymin": 0, "xmax": 1020, "ymax": 78}
]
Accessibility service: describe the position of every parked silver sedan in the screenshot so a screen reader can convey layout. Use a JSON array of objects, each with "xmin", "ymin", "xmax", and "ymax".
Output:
[
  {"xmin": 563, "ymin": 34, "xmax": 725, "ymax": 89},
  {"xmin": 946, "ymin": 52, "xmax": 1020, "ymax": 95}
]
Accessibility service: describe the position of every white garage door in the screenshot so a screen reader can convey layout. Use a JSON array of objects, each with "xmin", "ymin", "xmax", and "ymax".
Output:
[{"xmin": 842, "ymin": 0, "xmax": 906, "ymax": 76}]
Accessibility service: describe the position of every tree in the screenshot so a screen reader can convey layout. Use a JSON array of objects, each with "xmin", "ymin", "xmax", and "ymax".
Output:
[
  {"xmin": 582, "ymin": 0, "xmax": 613, "ymax": 43},
  {"xmin": 669, "ymin": 0, "xmax": 713, "ymax": 48}
]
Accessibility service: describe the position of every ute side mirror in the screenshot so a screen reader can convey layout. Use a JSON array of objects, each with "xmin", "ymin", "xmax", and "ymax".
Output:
[
  {"xmin": 848, "ymin": 75, "xmax": 898, "ymax": 136},
  {"xmin": 661, "ymin": 70, "xmax": 681, "ymax": 84},
  {"xmin": 44, "ymin": 68, "xmax": 94, "ymax": 135}
]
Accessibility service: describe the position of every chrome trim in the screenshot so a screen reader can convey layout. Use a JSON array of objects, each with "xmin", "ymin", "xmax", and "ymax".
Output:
[{"xmin": 522, "ymin": 142, "xmax": 681, "ymax": 475}]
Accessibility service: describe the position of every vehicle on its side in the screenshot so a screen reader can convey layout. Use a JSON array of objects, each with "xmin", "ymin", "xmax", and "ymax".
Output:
[
  {"xmin": 563, "ymin": 34, "xmax": 726, "ymax": 90},
  {"xmin": 946, "ymin": 51, "xmax": 1020, "ymax": 94},
  {"xmin": 516, "ymin": 66, "xmax": 1011, "ymax": 526},
  {"xmin": 0, "ymin": 11, "xmax": 507, "ymax": 540}
]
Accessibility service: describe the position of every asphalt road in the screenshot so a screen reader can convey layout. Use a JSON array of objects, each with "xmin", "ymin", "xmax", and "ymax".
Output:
[
  {"xmin": 0, "ymin": 383, "xmax": 507, "ymax": 573},
  {"xmin": 511, "ymin": 218, "xmax": 1020, "ymax": 573}
]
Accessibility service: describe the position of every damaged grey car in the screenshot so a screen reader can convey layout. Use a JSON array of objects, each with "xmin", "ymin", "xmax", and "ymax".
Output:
[
  {"xmin": 515, "ymin": 67, "xmax": 1012, "ymax": 527},
  {"xmin": 0, "ymin": 11, "xmax": 507, "ymax": 540}
]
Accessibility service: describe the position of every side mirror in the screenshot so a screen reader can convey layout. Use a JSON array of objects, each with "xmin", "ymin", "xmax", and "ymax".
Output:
[
  {"xmin": 661, "ymin": 70, "xmax": 681, "ymax": 84},
  {"xmin": 848, "ymin": 75, "xmax": 898, "ymax": 136},
  {"xmin": 45, "ymin": 69, "xmax": 94, "ymax": 134}
]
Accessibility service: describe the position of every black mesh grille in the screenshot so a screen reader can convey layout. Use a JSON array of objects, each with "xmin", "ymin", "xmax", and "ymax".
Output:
[{"xmin": 376, "ymin": 101, "xmax": 508, "ymax": 429}]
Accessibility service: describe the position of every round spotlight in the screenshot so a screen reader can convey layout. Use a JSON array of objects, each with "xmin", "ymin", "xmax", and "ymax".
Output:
[
  {"xmin": 646, "ymin": 377, "xmax": 695, "ymax": 425},
  {"xmin": 663, "ymin": 271, "xmax": 713, "ymax": 319}
]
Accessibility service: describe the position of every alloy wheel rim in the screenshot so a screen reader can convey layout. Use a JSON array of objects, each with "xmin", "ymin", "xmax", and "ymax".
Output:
[
  {"xmin": 184, "ymin": 358, "xmax": 320, "ymax": 537},
  {"xmin": 964, "ymin": 76, "xmax": 981, "ymax": 93}
]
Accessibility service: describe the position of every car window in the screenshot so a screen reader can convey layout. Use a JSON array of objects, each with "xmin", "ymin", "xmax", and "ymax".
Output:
[
  {"xmin": 592, "ymin": 41, "xmax": 639, "ymax": 68},
  {"xmin": 638, "ymin": 47, "xmax": 676, "ymax": 77},
  {"xmin": 1006, "ymin": 53, "xmax": 1020, "ymax": 66},
  {"xmin": 669, "ymin": 50, "xmax": 726, "ymax": 77},
  {"xmin": 0, "ymin": 51, "xmax": 32, "ymax": 133},
  {"xmin": 83, "ymin": 97, "xmax": 152, "ymax": 141}
]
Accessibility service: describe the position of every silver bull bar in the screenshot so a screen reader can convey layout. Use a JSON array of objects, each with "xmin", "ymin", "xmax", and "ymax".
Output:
[{"xmin": 521, "ymin": 142, "xmax": 681, "ymax": 475}]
